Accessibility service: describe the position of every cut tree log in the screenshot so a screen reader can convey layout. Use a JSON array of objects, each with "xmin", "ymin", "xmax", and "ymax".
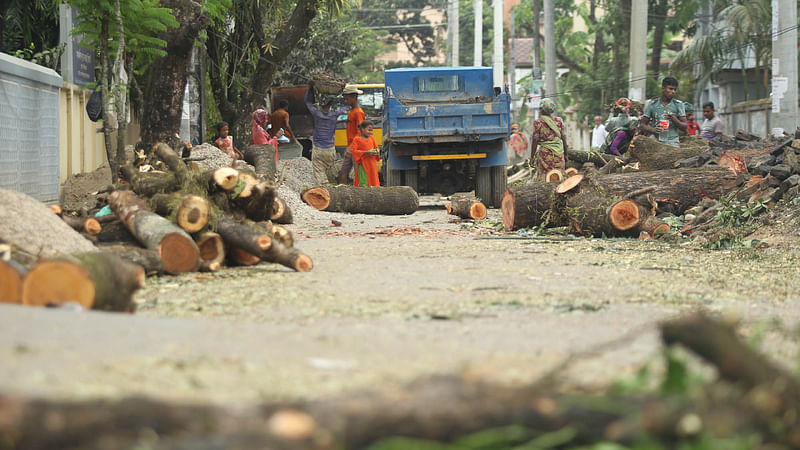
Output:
[
  {"xmin": 109, "ymin": 190, "xmax": 199, "ymax": 274},
  {"xmin": 21, "ymin": 252, "xmax": 145, "ymax": 312},
  {"xmin": 501, "ymin": 181, "xmax": 560, "ymax": 230},
  {"xmin": 97, "ymin": 245, "xmax": 163, "ymax": 275},
  {"xmin": 564, "ymin": 167, "xmax": 579, "ymax": 177},
  {"xmin": 153, "ymin": 142, "xmax": 189, "ymax": 185},
  {"xmin": 196, "ymin": 232, "xmax": 225, "ymax": 272},
  {"xmin": 213, "ymin": 167, "xmax": 240, "ymax": 191},
  {"xmin": 261, "ymin": 240, "xmax": 313, "ymax": 272},
  {"xmin": 270, "ymin": 196, "xmax": 293, "ymax": 224},
  {"xmin": 556, "ymin": 174, "xmax": 583, "ymax": 194},
  {"xmin": 62, "ymin": 215, "xmax": 102, "ymax": 236},
  {"xmin": 544, "ymin": 169, "xmax": 563, "ymax": 182},
  {"xmin": 628, "ymin": 135, "xmax": 709, "ymax": 171},
  {"xmin": 150, "ymin": 193, "xmax": 210, "ymax": 233},
  {"xmin": 566, "ymin": 148, "xmax": 609, "ymax": 166},
  {"xmin": 229, "ymin": 247, "xmax": 261, "ymax": 266},
  {"xmin": 93, "ymin": 220, "xmax": 138, "ymax": 244},
  {"xmin": 215, "ymin": 217, "xmax": 273, "ymax": 258},
  {"xmin": 302, "ymin": 186, "xmax": 419, "ymax": 215},
  {"xmin": 243, "ymin": 144, "xmax": 277, "ymax": 181},
  {"xmin": 446, "ymin": 194, "xmax": 487, "ymax": 220},
  {"xmin": 243, "ymin": 182, "xmax": 276, "ymax": 223},
  {"xmin": 120, "ymin": 165, "xmax": 177, "ymax": 197},
  {"xmin": 638, "ymin": 216, "xmax": 670, "ymax": 236},
  {"xmin": 0, "ymin": 259, "xmax": 26, "ymax": 303},
  {"xmin": 48, "ymin": 204, "xmax": 62, "ymax": 215},
  {"xmin": 270, "ymin": 225, "xmax": 294, "ymax": 248}
]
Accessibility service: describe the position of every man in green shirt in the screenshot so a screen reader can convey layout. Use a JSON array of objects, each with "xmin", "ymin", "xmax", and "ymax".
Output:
[{"xmin": 640, "ymin": 76, "xmax": 687, "ymax": 147}]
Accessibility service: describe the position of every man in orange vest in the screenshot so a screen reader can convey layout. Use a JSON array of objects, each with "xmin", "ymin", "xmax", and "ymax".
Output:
[{"xmin": 338, "ymin": 86, "xmax": 365, "ymax": 184}]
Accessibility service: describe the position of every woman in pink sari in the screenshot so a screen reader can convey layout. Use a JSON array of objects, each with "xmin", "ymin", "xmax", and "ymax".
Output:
[
  {"xmin": 529, "ymin": 98, "xmax": 568, "ymax": 180},
  {"xmin": 251, "ymin": 109, "xmax": 283, "ymax": 161}
]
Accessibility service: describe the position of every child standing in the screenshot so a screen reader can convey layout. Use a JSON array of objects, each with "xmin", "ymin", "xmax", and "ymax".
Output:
[
  {"xmin": 349, "ymin": 120, "xmax": 380, "ymax": 187},
  {"xmin": 214, "ymin": 122, "xmax": 243, "ymax": 160}
]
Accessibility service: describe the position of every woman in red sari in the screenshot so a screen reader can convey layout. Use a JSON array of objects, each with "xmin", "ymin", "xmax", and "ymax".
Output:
[
  {"xmin": 349, "ymin": 120, "xmax": 380, "ymax": 187},
  {"xmin": 529, "ymin": 98, "xmax": 568, "ymax": 180}
]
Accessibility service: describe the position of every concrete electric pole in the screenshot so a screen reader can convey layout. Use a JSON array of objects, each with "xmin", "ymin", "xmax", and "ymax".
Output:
[
  {"xmin": 543, "ymin": 0, "xmax": 556, "ymax": 105},
  {"xmin": 492, "ymin": 0, "xmax": 503, "ymax": 87},
  {"xmin": 448, "ymin": 0, "xmax": 460, "ymax": 66},
  {"xmin": 628, "ymin": 0, "xmax": 648, "ymax": 102},
  {"xmin": 771, "ymin": 0, "xmax": 798, "ymax": 134},
  {"xmin": 474, "ymin": 0, "xmax": 483, "ymax": 66}
]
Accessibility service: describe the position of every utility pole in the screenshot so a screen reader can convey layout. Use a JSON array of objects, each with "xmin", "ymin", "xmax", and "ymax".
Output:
[
  {"xmin": 452, "ymin": 0, "xmax": 460, "ymax": 65},
  {"xmin": 448, "ymin": 0, "xmax": 460, "ymax": 65},
  {"xmin": 492, "ymin": 0, "xmax": 503, "ymax": 87},
  {"xmin": 510, "ymin": 9, "xmax": 516, "ymax": 101},
  {"xmin": 543, "ymin": 0, "xmax": 556, "ymax": 105},
  {"xmin": 771, "ymin": 0, "xmax": 798, "ymax": 134},
  {"xmin": 628, "ymin": 0, "xmax": 647, "ymax": 102},
  {"xmin": 474, "ymin": 0, "xmax": 483, "ymax": 66},
  {"xmin": 530, "ymin": 0, "xmax": 541, "ymax": 120}
]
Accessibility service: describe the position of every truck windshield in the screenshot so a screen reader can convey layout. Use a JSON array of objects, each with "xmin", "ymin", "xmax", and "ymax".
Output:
[
  {"xmin": 359, "ymin": 88, "xmax": 384, "ymax": 117},
  {"xmin": 417, "ymin": 76, "xmax": 460, "ymax": 93}
]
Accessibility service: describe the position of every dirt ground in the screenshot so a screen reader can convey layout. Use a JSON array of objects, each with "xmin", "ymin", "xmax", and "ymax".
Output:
[{"xmin": 2, "ymin": 202, "xmax": 800, "ymax": 406}]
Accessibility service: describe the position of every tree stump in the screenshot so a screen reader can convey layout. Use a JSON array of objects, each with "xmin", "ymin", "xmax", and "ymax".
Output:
[{"xmin": 446, "ymin": 194, "xmax": 487, "ymax": 220}]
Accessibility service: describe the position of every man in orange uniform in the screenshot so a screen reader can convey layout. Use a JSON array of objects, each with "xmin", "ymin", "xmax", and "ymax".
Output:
[
  {"xmin": 350, "ymin": 120, "xmax": 380, "ymax": 186},
  {"xmin": 338, "ymin": 86, "xmax": 365, "ymax": 184}
]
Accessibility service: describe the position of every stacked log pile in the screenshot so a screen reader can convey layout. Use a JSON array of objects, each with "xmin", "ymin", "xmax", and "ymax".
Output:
[
  {"xmin": 0, "ymin": 142, "xmax": 313, "ymax": 312},
  {"xmin": 3, "ymin": 313, "xmax": 798, "ymax": 449}
]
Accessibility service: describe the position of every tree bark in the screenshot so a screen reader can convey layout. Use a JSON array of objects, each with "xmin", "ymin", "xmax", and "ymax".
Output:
[
  {"xmin": 100, "ymin": 13, "xmax": 118, "ymax": 183},
  {"xmin": 97, "ymin": 244, "xmax": 164, "ymax": 275},
  {"xmin": 21, "ymin": 252, "xmax": 144, "ymax": 312},
  {"xmin": 566, "ymin": 148, "xmax": 610, "ymax": 167},
  {"xmin": 261, "ymin": 240, "xmax": 313, "ymax": 272},
  {"xmin": 243, "ymin": 144, "xmax": 277, "ymax": 181},
  {"xmin": 302, "ymin": 186, "xmax": 419, "ymax": 215},
  {"xmin": 120, "ymin": 165, "xmax": 178, "ymax": 197},
  {"xmin": 627, "ymin": 135, "xmax": 709, "ymax": 171},
  {"xmin": 270, "ymin": 196, "xmax": 293, "ymax": 224},
  {"xmin": 109, "ymin": 190, "xmax": 199, "ymax": 274},
  {"xmin": 215, "ymin": 217, "xmax": 273, "ymax": 258},
  {"xmin": 501, "ymin": 181, "xmax": 560, "ymax": 230},
  {"xmin": 648, "ymin": 0, "xmax": 668, "ymax": 81},
  {"xmin": 150, "ymin": 193, "xmax": 210, "ymax": 233},
  {"xmin": 243, "ymin": 182, "xmax": 276, "ymax": 223},
  {"xmin": 152, "ymin": 142, "xmax": 189, "ymax": 185},
  {"xmin": 446, "ymin": 194, "xmax": 487, "ymax": 220},
  {"xmin": 140, "ymin": 0, "xmax": 208, "ymax": 150}
]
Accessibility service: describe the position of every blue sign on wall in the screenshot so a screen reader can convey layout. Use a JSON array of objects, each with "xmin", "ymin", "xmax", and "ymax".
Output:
[{"xmin": 70, "ymin": 7, "xmax": 95, "ymax": 87}]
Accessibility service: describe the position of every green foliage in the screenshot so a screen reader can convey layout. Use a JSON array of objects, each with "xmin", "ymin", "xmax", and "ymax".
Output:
[
  {"xmin": 357, "ymin": 0, "xmax": 441, "ymax": 66},
  {"xmin": 0, "ymin": 0, "xmax": 60, "ymax": 57},
  {"xmin": 11, "ymin": 42, "xmax": 65, "ymax": 70},
  {"xmin": 715, "ymin": 192, "xmax": 769, "ymax": 228}
]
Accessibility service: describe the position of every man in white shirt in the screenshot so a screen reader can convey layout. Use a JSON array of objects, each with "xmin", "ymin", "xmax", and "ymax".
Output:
[{"xmin": 591, "ymin": 115, "xmax": 607, "ymax": 149}]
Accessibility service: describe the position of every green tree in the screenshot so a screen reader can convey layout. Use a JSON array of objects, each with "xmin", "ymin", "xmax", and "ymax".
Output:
[
  {"xmin": 356, "ymin": 0, "xmax": 440, "ymax": 66},
  {"xmin": 0, "ymin": 0, "xmax": 60, "ymax": 58}
]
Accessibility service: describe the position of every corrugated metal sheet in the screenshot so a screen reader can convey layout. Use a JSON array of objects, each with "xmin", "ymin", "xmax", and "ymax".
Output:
[{"xmin": 0, "ymin": 53, "xmax": 62, "ymax": 202}]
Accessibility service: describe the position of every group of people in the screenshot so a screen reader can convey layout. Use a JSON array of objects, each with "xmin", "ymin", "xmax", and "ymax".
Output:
[
  {"xmin": 529, "ymin": 76, "xmax": 726, "ymax": 180},
  {"xmin": 211, "ymin": 84, "xmax": 381, "ymax": 188}
]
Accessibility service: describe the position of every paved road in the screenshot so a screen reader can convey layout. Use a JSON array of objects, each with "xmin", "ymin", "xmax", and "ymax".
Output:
[{"xmin": 2, "ymin": 208, "xmax": 799, "ymax": 405}]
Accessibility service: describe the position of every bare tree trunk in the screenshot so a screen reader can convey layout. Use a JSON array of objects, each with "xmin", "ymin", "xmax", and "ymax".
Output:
[
  {"xmin": 648, "ymin": 0, "xmax": 668, "ymax": 81},
  {"xmin": 139, "ymin": 0, "xmax": 208, "ymax": 150},
  {"xmin": 100, "ymin": 14, "xmax": 118, "ymax": 183},
  {"xmin": 113, "ymin": 0, "xmax": 127, "ymax": 166}
]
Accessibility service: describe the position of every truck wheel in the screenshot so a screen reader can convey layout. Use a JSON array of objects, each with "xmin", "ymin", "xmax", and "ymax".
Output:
[
  {"xmin": 476, "ymin": 166, "xmax": 492, "ymax": 207},
  {"xmin": 476, "ymin": 166, "xmax": 506, "ymax": 208},
  {"xmin": 404, "ymin": 169, "xmax": 419, "ymax": 193},
  {"xmin": 385, "ymin": 158, "xmax": 403, "ymax": 187},
  {"xmin": 490, "ymin": 165, "xmax": 507, "ymax": 208}
]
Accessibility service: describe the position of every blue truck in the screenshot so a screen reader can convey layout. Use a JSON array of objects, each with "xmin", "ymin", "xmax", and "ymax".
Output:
[{"xmin": 382, "ymin": 67, "xmax": 510, "ymax": 207}]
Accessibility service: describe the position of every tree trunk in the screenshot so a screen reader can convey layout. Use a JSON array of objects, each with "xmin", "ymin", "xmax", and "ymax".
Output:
[
  {"xmin": 98, "ymin": 244, "xmax": 164, "ymax": 275},
  {"xmin": 566, "ymin": 148, "xmax": 610, "ymax": 167},
  {"xmin": 302, "ymin": 186, "xmax": 419, "ymax": 215},
  {"xmin": 243, "ymin": 182, "xmax": 276, "ymax": 223},
  {"xmin": 62, "ymin": 216, "xmax": 102, "ymax": 236},
  {"xmin": 215, "ymin": 217, "xmax": 273, "ymax": 258},
  {"xmin": 243, "ymin": 144, "xmax": 277, "ymax": 181},
  {"xmin": 196, "ymin": 232, "xmax": 225, "ymax": 272},
  {"xmin": 100, "ymin": 14, "xmax": 118, "ymax": 183},
  {"xmin": 648, "ymin": 0, "xmax": 667, "ymax": 81},
  {"xmin": 501, "ymin": 181, "xmax": 560, "ymax": 230},
  {"xmin": 150, "ymin": 193, "xmax": 210, "ymax": 233},
  {"xmin": 109, "ymin": 190, "xmax": 199, "ymax": 274},
  {"xmin": 120, "ymin": 165, "xmax": 178, "ymax": 197},
  {"xmin": 270, "ymin": 196, "xmax": 293, "ymax": 224},
  {"xmin": 152, "ymin": 142, "xmax": 189, "ymax": 185},
  {"xmin": 0, "ymin": 259, "xmax": 26, "ymax": 304},
  {"xmin": 139, "ymin": 0, "xmax": 208, "ymax": 150},
  {"xmin": 21, "ymin": 252, "xmax": 144, "ymax": 312},
  {"xmin": 628, "ymin": 136, "xmax": 709, "ymax": 171},
  {"xmin": 94, "ymin": 220, "xmax": 138, "ymax": 245},
  {"xmin": 446, "ymin": 194, "xmax": 487, "ymax": 220}
]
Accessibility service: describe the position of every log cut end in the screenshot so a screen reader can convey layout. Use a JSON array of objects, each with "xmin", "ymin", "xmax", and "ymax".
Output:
[
  {"xmin": 469, "ymin": 202, "xmax": 487, "ymax": 220},
  {"xmin": 21, "ymin": 260, "xmax": 95, "ymax": 309},
  {"xmin": 608, "ymin": 199, "xmax": 641, "ymax": 231},
  {"xmin": 197, "ymin": 232, "xmax": 225, "ymax": 266},
  {"xmin": 214, "ymin": 168, "xmax": 240, "ymax": 191},
  {"xmin": 270, "ymin": 197, "xmax": 293, "ymax": 224},
  {"xmin": 556, "ymin": 174, "xmax": 584, "ymax": 194},
  {"xmin": 545, "ymin": 170, "xmax": 564, "ymax": 182},
  {"xmin": 294, "ymin": 254, "xmax": 314, "ymax": 272},
  {"xmin": 0, "ymin": 261, "xmax": 23, "ymax": 303},
  {"xmin": 501, "ymin": 191, "xmax": 516, "ymax": 231},
  {"xmin": 302, "ymin": 188, "xmax": 331, "ymax": 211},
  {"xmin": 651, "ymin": 222, "xmax": 671, "ymax": 236},
  {"xmin": 445, "ymin": 204, "xmax": 453, "ymax": 214},
  {"xmin": 158, "ymin": 233, "xmax": 200, "ymax": 274},
  {"xmin": 84, "ymin": 218, "xmax": 102, "ymax": 236},
  {"xmin": 177, "ymin": 196, "xmax": 209, "ymax": 233},
  {"xmin": 230, "ymin": 247, "xmax": 261, "ymax": 266},
  {"xmin": 48, "ymin": 204, "xmax": 62, "ymax": 215},
  {"xmin": 272, "ymin": 225, "xmax": 293, "ymax": 248},
  {"xmin": 565, "ymin": 167, "xmax": 579, "ymax": 177}
]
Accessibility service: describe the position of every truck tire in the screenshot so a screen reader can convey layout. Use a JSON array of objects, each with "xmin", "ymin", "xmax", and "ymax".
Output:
[
  {"xmin": 385, "ymin": 158, "xmax": 403, "ymax": 187},
  {"xmin": 404, "ymin": 169, "xmax": 419, "ymax": 193},
  {"xmin": 476, "ymin": 166, "xmax": 506, "ymax": 208}
]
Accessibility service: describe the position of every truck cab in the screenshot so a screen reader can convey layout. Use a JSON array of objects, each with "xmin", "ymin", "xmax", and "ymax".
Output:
[{"xmin": 382, "ymin": 67, "xmax": 510, "ymax": 207}]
